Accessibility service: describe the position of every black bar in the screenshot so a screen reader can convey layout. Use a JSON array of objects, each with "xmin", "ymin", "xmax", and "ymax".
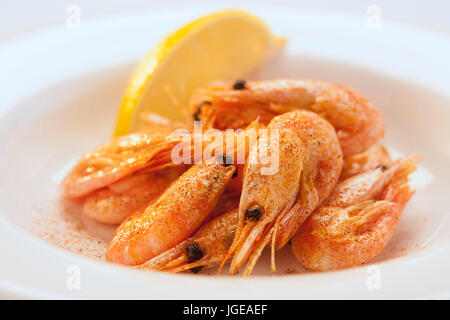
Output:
[{"xmin": 0, "ymin": 300, "xmax": 448, "ymax": 318}]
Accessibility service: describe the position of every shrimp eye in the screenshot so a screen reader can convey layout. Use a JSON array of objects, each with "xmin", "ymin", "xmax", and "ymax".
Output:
[
  {"xmin": 376, "ymin": 164, "xmax": 388, "ymax": 171},
  {"xmin": 233, "ymin": 79, "xmax": 246, "ymax": 90},
  {"xmin": 245, "ymin": 206, "xmax": 262, "ymax": 221},
  {"xmin": 185, "ymin": 243, "xmax": 204, "ymax": 263},
  {"xmin": 216, "ymin": 154, "xmax": 233, "ymax": 167}
]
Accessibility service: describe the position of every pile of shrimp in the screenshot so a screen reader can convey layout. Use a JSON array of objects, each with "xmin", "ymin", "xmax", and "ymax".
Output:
[{"xmin": 61, "ymin": 79, "xmax": 420, "ymax": 275}]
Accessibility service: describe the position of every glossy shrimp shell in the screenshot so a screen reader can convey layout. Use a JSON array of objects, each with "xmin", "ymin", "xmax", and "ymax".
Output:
[
  {"xmin": 291, "ymin": 154, "xmax": 420, "ymax": 271},
  {"xmin": 106, "ymin": 160, "xmax": 236, "ymax": 266},
  {"xmin": 190, "ymin": 79, "xmax": 385, "ymax": 156},
  {"xmin": 83, "ymin": 166, "xmax": 186, "ymax": 224}
]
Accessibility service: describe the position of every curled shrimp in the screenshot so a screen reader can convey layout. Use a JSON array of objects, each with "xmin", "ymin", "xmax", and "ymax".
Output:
[
  {"xmin": 291, "ymin": 154, "xmax": 420, "ymax": 271},
  {"xmin": 222, "ymin": 110, "xmax": 343, "ymax": 276},
  {"xmin": 139, "ymin": 209, "xmax": 238, "ymax": 273},
  {"xmin": 106, "ymin": 159, "xmax": 237, "ymax": 266},
  {"xmin": 190, "ymin": 79, "xmax": 385, "ymax": 156},
  {"xmin": 341, "ymin": 143, "xmax": 391, "ymax": 180},
  {"xmin": 83, "ymin": 166, "xmax": 186, "ymax": 224}
]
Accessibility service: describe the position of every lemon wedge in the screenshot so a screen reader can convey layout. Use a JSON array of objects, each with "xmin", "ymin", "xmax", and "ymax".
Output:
[{"xmin": 113, "ymin": 10, "xmax": 285, "ymax": 137}]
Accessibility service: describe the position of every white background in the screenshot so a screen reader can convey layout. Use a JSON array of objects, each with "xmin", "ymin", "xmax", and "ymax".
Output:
[{"xmin": 1, "ymin": 0, "xmax": 450, "ymax": 42}]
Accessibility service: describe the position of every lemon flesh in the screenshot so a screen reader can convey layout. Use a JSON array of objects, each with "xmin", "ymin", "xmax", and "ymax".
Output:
[{"xmin": 114, "ymin": 10, "xmax": 285, "ymax": 137}]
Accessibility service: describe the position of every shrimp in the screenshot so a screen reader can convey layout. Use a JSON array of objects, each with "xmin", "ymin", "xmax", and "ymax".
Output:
[
  {"xmin": 106, "ymin": 159, "xmax": 237, "ymax": 266},
  {"xmin": 83, "ymin": 166, "xmax": 186, "ymax": 224},
  {"xmin": 62, "ymin": 118, "xmax": 263, "ymax": 199},
  {"xmin": 291, "ymin": 154, "xmax": 420, "ymax": 271},
  {"xmin": 222, "ymin": 110, "xmax": 343, "ymax": 276},
  {"xmin": 190, "ymin": 79, "xmax": 385, "ymax": 156},
  {"xmin": 138, "ymin": 209, "xmax": 238, "ymax": 273},
  {"xmin": 61, "ymin": 131, "xmax": 186, "ymax": 198},
  {"xmin": 341, "ymin": 143, "xmax": 391, "ymax": 180}
]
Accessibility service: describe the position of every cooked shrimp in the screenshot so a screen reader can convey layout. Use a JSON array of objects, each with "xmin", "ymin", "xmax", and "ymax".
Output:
[
  {"xmin": 62, "ymin": 118, "xmax": 263, "ymax": 199},
  {"xmin": 222, "ymin": 110, "xmax": 343, "ymax": 276},
  {"xmin": 341, "ymin": 143, "xmax": 391, "ymax": 180},
  {"xmin": 106, "ymin": 159, "xmax": 237, "ymax": 265},
  {"xmin": 83, "ymin": 166, "xmax": 186, "ymax": 224},
  {"xmin": 190, "ymin": 79, "xmax": 385, "ymax": 156},
  {"xmin": 61, "ymin": 131, "xmax": 186, "ymax": 198},
  {"xmin": 138, "ymin": 209, "xmax": 238, "ymax": 273},
  {"xmin": 291, "ymin": 154, "xmax": 420, "ymax": 271}
]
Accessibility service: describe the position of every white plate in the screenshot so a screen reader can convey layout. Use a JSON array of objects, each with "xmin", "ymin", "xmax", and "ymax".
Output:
[{"xmin": 1, "ymin": 7, "xmax": 450, "ymax": 299}]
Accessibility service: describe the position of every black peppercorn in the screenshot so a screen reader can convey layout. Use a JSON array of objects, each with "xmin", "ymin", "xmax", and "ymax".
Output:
[
  {"xmin": 233, "ymin": 79, "xmax": 246, "ymax": 90},
  {"xmin": 376, "ymin": 164, "xmax": 388, "ymax": 171},
  {"xmin": 245, "ymin": 206, "xmax": 262, "ymax": 221}
]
